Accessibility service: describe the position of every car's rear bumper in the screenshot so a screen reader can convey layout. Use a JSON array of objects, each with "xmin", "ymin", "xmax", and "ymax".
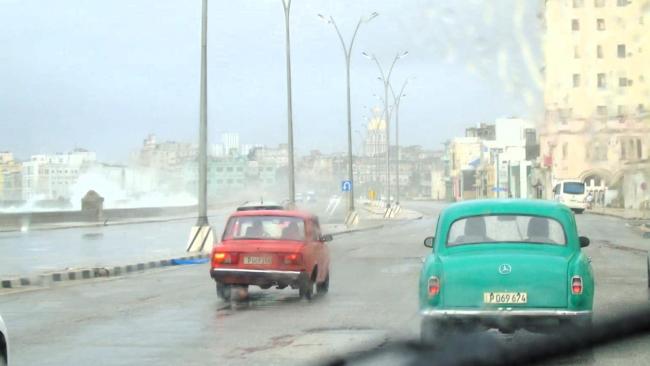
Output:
[
  {"xmin": 563, "ymin": 202, "xmax": 586, "ymax": 210},
  {"xmin": 211, "ymin": 268, "xmax": 303, "ymax": 286},
  {"xmin": 421, "ymin": 308, "xmax": 592, "ymax": 329},
  {"xmin": 421, "ymin": 309, "xmax": 592, "ymax": 318}
]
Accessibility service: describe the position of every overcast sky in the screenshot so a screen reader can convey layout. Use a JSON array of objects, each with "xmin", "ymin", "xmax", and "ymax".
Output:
[{"xmin": 0, "ymin": 0, "xmax": 543, "ymax": 162}]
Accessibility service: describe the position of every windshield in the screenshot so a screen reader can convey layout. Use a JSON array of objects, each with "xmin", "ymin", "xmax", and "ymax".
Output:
[
  {"xmin": 223, "ymin": 216, "xmax": 305, "ymax": 241},
  {"xmin": 447, "ymin": 215, "xmax": 567, "ymax": 246},
  {"xmin": 2, "ymin": 0, "xmax": 649, "ymax": 365},
  {"xmin": 563, "ymin": 182, "xmax": 586, "ymax": 195}
]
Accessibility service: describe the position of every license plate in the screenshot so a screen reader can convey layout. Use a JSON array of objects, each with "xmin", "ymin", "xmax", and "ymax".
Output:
[
  {"xmin": 243, "ymin": 256, "xmax": 272, "ymax": 265},
  {"xmin": 483, "ymin": 292, "xmax": 528, "ymax": 304}
]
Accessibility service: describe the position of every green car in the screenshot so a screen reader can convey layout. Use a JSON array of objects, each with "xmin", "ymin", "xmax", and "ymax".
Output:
[{"xmin": 419, "ymin": 200, "xmax": 594, "ymax": 342}]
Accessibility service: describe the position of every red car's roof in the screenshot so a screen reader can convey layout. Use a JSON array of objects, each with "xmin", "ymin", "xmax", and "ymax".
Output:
[{"xmin": 229, "ymin": 209, "xmax": 315, "ymax": 219}]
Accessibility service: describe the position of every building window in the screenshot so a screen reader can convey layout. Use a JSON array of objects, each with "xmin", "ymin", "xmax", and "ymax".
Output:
[
  {"xmin": 619, "ymin": 77, "xmax": 629, "ymax": 87},
  {"xmin": 574, "ymin": 46, "xmax": 581, "ymax": 58},
  {"xmin": 629, "ymin": 140, "xmax": 635, "ymax": 159},
  {"xmin": 572, "ymin": 19, "xmax": 580, "ymax": 31},
  {"xmin": 637, "ymin": 139, "xmax": 643, "ymax": 158},
  {"xmin": 639, "ymin": 104, "xmax": 646, "ymax": 114},
  {"xmin": 597, "ymin": 45, "xmax": 604, "ymax": 58},
  {"xmin": 617, "ymin": 0, "xmax": 628, "ymax": 6},
  {"xmin": 216, "ymin": 167, "xmax": 223, "ymax": 172},
  {"xmin": 226, "ymin": 167, "xmax": 233, "ymax": 172},
  {"xmin": 595, "ymin": 0, "xmax": 605, "ymax": 7},
  {"xmin": 572, "ymin": 74, "xmax": 581, "ymax": 87},
  {"xmin": 618, "ymin": 105, "xmax": 628, "ymax": 116},
  {"xmin": 597, "ymin": 73, "xmax": 607, "ymax": 88},
  {"xmin": 597, "ymin": 105, "xmax": 608, "ymax": 116},
  {"xmin": 621, "ymin": 140, "xmax": 627, "ymax": 159},
  {"xmin": 597, "ymin": 18, "xmax": 605, "ymax": 30},
  {"xmin": 617, "ymin": 44, "xmax": 626, "ymax": 58},
  {"xmin": 573, "ymin": 0, "xmax": 584, "ymax": 7},
  {"xmin": 562, "ymin": 143, "xmax": 568, "ymax": 160}
]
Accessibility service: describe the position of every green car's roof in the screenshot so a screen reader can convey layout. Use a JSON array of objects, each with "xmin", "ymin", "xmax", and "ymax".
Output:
[{"xmin": 442, "ymin": 199, "xmax": 572, "ymax": 219}]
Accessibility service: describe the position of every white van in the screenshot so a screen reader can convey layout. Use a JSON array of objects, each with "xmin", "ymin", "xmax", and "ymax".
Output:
[{"xmin": 553, "ymin": 180, "xmax": 587, "ymax": 213}]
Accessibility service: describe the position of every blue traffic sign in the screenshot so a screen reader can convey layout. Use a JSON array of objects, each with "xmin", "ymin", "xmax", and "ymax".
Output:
[{"xmin": 341, "ymin": 180, "xmax": 352, "ymax": 192}]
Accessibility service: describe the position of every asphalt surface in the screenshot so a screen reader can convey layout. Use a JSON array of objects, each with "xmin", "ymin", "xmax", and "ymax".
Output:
[
  {"xmin": 0, "ymin": 201, "xmax": 649, "ymax": 365},
  {"xmin": 0, "ymin": 198, "xmax": 345, "ymax": 278}
]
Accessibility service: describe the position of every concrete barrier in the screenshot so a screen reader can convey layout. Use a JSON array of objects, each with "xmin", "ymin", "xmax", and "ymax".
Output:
[
  {"xmin": 0, "ymin": 254, "xmax": 209, "ymax": 290},
  {"xmin": 0, "ymin": 205, "xmax": 200, "ymax": 230}
]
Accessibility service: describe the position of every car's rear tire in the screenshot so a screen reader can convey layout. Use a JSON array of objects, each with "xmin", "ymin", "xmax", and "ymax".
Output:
[
  {"xmin": 564, "ymin": 315, "xmax": 593, "ymax": 335},
  {"xmin": 299, "ymin": 273, "xmax": 315, "ymax": 300},
  {"xmin": 216, "ymin": 282, "xmax": 231, "ymax": 301},
  {"xmin": 231, "ymin": 285, "xmax": 249, "ymax": 301},
  {"xmin": 646, "ymin": 254, "xmax": 650, "ymax": 289},
  {"xmin": 420, "ymin": 318, "xmax": 447, "ymax": 345},
  {"xmin": 317, "ymin": 272, "xmax": 330, "ymax": 296}
]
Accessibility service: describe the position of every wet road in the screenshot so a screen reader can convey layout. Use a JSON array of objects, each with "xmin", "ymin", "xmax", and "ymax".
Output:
[
  {"xmin": 0, "ymin": 199, "xmax": 344, "ymax": 277},
  {"xmin": 1, "ymin": 201, "xmax": 649, "ymax": 365}
]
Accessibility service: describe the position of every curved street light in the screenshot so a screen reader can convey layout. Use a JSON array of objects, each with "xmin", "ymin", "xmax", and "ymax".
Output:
[
  {"xmin": 362, "ymin": 51, "xmax": 408, "ymax": 208},
  {"xmin": 390, "ymin": 78, "xmax": 411, "ymax": 205},
  {"xmin": 318, "ymin": 12, "xmax": 378, "ymax": 215}
]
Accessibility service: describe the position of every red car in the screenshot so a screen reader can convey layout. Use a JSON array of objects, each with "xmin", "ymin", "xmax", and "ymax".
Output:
[{"xmin": 210, "ymin": 208, "xmax": 332, "ymax": 300}]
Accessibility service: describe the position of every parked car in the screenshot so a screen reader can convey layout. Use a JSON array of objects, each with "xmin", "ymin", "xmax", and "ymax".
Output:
[
  {"xmin": 210, "ymin": 208, "xmax": 331, "ymax": 300},
  {"xmin": 0, "ymin": 314, "xmax": 8, "ymax": 366},
  {"xmin": 553, "ymin": 180, "xmax": 587, "ymax": 213},
  {"xmin": 419, "ymin": 199, "xmax": 594, "ymax": 343}
]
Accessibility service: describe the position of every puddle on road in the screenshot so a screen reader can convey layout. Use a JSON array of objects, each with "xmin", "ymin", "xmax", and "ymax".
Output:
[
  {"xmin": 236, "ymin": 327, "xmax": 388, "ymax": 362},
  {"xmin": 380, "ymin": 262, "xmax": 422, "ymax": 274}
]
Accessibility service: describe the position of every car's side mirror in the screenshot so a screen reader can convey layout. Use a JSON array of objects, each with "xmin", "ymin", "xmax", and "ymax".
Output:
[
  {"xmin": 320, "ymin": 234, "xmax": 333, "ymax": 242},
  {"xmin": 424, "ymin": 236, "xmax": 435, "ymax": 249},
  {"xmin": 579, "ymin": 236, "xmax": 590, "ymax": 247}
]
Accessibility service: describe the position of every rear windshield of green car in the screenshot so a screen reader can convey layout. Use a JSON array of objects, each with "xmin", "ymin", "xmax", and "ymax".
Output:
[{"xmin": 447, "ymin": 215, "xmax": 567, "ymax": 247}]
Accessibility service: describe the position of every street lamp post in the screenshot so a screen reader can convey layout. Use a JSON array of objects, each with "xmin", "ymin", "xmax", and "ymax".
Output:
[
  {"xmin": 281, "ymin": 0, "xmax": 296, "ymax": 208},
  {"xmin": 186, "ymin": 0, "xmax": 213, "ymax": 253},
  {"xmin": 197, "ymin": 0, "xmax": 209, "ymax": 226},
  {"xmin": 319, "ymin": 12, "xmax": 378, "ymax": 215},
  {"xmin": 390, "ymin": 79, "xmax": 409, "ymax": 205},
  {"xmin": 362, "ymin": 51, "xmax": 408, "ymax": 208}
]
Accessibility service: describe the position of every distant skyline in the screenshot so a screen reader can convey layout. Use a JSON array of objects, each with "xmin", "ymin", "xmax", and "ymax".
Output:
[{"xmin": 0, "ymin": 0, "xmax": 542, "ymax": 163}]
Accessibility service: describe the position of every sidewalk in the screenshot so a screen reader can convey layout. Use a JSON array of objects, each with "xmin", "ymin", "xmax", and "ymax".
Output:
[{"xmin": 587, "ymin": 207, "xmax": 650, "ymax": 220}]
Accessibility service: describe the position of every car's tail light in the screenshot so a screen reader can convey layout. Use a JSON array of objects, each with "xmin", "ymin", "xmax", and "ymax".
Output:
[
  {"xmin": 571, "ymin": 276, "xmax": 583, "ymax": 294},
  {"xmin": 428, "ymin": 276, "xmax": 440, "ymax": 297},
  {"xmin": 283, "ymin": 253, "xmax": 303, "ymax": 265},
  {"xmin": 213, "ymin": 252, "xmax": 238, "ymax": 265}
]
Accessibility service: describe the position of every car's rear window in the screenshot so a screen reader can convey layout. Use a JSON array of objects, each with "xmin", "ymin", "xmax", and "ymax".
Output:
[
  {"xmin": 223, "ymin": 216, "xmax": 305, "ymax": 241},
  {"xmin": 447, "ymin": 215, "xmax": 567, "ymax": 247},
  {"xmin": 563, "ymin": 182, "xmax": 585, "ymax": 195}
]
